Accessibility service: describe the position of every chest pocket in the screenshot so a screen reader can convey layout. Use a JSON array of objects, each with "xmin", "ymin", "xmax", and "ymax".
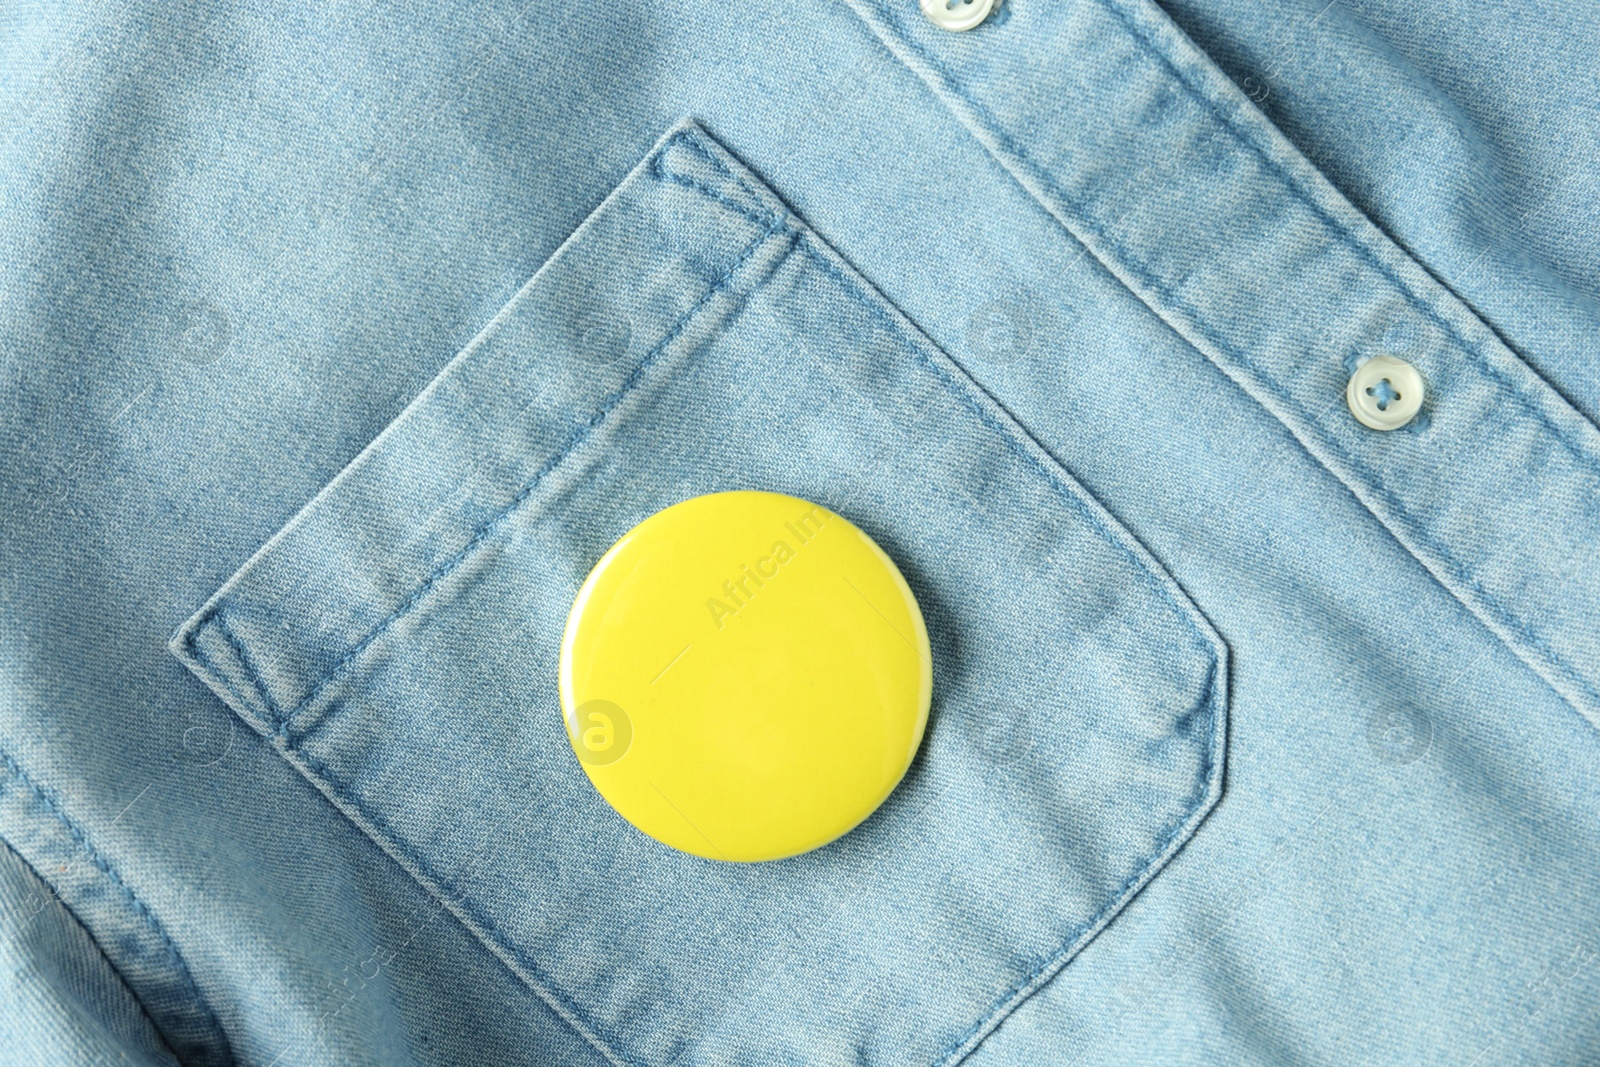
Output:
[{"xmin": 171, "ymin": 119, "xmax": 1227, "ymax": 1066}]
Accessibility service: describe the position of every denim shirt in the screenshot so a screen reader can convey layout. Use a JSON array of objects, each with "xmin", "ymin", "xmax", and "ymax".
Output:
[{"xmin": 2, "ymin": 1, "xmax": 1597, "ymax": 1064}]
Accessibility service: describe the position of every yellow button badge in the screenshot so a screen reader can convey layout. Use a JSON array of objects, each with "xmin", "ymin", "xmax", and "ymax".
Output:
[{"xmin": 559, "ymin": 490, "xmax": 932, "ymax": 862}]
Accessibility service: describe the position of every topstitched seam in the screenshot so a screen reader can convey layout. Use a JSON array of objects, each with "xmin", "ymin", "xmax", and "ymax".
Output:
[
  {"xmin": 0, "ymin": 745, "xmax": 235, "ymax": 1066},
  {"xmin": 855, "ymin": 0, "xmax": 1600, "ymax": 710},
  {"xmin": 275, "ymin": 174, "xmax": 789, "ymax": 733}
]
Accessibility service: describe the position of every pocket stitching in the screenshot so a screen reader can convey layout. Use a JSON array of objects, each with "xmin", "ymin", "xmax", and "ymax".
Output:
[
  {"xmin": 790, "ymin": 236, "xmax": 1225, "ymax": 1065},
  {"xmin": 276, "ymin": 735, "xmax": 637, "ymax": 1066},
  {"xmin": 280, "ymin": 218, "xmax": 785, "ymax": 733},
  {"xmin": 184, "ymin": 198, "xmax": 791, "ymax": 739},
  {"xmin": 266, "ymin": 229, "xmax": 1227, "ymax": 1065},
  {"xmin": 187, "ymin": 126, "xmax": 1230, "ymax": 1065},
  {"xmin": 650, "ymin": 127, "xmax": 785, "ymax": 231},
  {"xmin": 793, "ymin": 235, "xmax": 1217, "ymax": 666}
]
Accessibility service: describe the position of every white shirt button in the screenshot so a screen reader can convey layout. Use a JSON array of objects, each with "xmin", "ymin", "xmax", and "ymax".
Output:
[
  {"xmin": 1347, "ymin": 354, "xmax": 1425, "ymax": 431},
  {"xmin": 921, "ymin": 0, "xmax": 998, "ymax": 32}
]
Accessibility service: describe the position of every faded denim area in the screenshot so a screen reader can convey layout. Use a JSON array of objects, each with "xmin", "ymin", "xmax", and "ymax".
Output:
[{"xmin": 2, "ymin": 0, "xmax": 1598, "ymax": 1065}]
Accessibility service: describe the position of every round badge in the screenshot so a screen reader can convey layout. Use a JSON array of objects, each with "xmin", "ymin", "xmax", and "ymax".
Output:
[{"xmin": 559, "ymin": 490, "xmax": 932, "ymax": 862}]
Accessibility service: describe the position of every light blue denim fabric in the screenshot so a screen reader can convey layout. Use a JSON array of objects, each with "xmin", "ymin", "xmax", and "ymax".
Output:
[{"xmin": 2, "ymin": 1, "xmax": 1597, "ymax": 1065}]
